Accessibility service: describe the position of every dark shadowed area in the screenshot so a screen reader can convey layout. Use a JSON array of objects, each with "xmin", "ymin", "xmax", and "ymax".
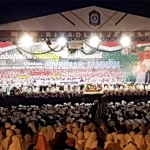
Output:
[{"xmin": 0, "ymin": 0, "xmax": 149, "ymax": 24}]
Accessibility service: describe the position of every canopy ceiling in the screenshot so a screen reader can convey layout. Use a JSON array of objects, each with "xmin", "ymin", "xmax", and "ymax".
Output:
[{"xmin": 0, "ymin": 6, "xmax": 150, "ymax": 32}]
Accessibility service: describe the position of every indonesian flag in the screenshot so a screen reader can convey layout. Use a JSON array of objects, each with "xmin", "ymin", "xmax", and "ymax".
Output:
[
  {"xmin": 99, "ymin": 42, "xmax": 122, "ymax": 51},
  {"xmin": 98, "ymin": 42, "xmax": 150, "ymax": 52},
  {"xmin": 0, "ymin": 42, "xmax": 42, "ymax": 53},
  {"xmin": 0, "ymin": 41, "xmax": 150, "ymax": 53},
  {"xmin": 0, "ymin": 42, "xmax": 15, "ymax": 53}
]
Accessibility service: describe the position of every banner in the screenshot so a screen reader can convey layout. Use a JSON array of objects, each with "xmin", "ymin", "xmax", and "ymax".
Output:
[
  {"xmin": 1, "ymin": 30, "xmax": 150, "ymax": 40},
  {"xmin": 0, "ymin": 42, "xmax": 149, "ymax": 84}
]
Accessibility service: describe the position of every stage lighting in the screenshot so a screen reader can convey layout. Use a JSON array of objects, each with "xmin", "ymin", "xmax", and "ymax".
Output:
[
  {"xmin": 20, "ymin": 35, "xmax": 33, "ymax": 48},
  {"xmin": 57, "ymin": 37, "xmax": 67, "ymax": 47},
  {"xmin": 120, "ymin": 36, "xmax": 131, "ymax": 48},
  {"xmin": 42, "ymin": 43, "xmax": 49, "ymax": 49},
  {"xmin": 89, "ymin": 36, "xmax": 101, "ymax": 48}
]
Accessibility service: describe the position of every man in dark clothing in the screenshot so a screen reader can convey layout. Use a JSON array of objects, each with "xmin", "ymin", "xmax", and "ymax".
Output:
[
  {"xmin": 90, "ymin": 97, "xmax": 108, "ymax": 125},
  {"xmin": 52, "ymin": 131, "xmax": 69, "ymax": 149}
]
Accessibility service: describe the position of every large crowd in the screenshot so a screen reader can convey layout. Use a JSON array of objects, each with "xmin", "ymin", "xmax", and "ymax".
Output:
[
  {"xmin": 0, "ymin": 82, "xmax": 150, "ymax": 98},
  {"xmin": 0, "ymin": 100, "xmax": 148, "ymax": 149}
]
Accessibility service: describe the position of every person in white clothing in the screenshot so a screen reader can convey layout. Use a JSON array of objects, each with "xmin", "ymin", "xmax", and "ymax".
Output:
[
  {"xmin": 2, "ymin": 85, "xmax": 7, "ymax": 93},
  {"xmin": 33, "ymin": 86, "xmax": 39, "ymax": 93},
  {"xmin": 27, "ymin": 86, "xmax": 32, "ymax": 94},
  {"xmin": 46, "ymin": 86, "xmax": 50, "ymax": 93},
  {"xmin": 136, "ymin": 65, "xmax": 146, "ymax": 83},
  {"xmin": 139, "ymin": 47, "xmax": 150, "ymax": 83},
  {"xmin": 22, "ymin": 86, "xmax": 27, "ymax": 93}
]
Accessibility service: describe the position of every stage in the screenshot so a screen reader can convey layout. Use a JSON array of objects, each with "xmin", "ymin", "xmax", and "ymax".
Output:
[
  {"xmin": 0, "ymin": 94, "xmax": 149, "ymax": 106},
  {"xmin": 0, "ymin": 94, "xmax": 103, "ymax": 106}
]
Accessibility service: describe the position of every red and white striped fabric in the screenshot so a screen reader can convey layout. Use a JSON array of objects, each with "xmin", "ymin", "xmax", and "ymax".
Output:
[
  {"xmin": 0, "ymin": 41, "xmax": 150, "ymax": 52},
  {"xmin": 99, "ymin": 41, "xmax": 150, "ymax": 51}
]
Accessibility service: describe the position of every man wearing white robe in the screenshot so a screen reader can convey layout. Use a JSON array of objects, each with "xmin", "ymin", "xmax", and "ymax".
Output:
[
  {"xmin": 139, "ymin": 47, "xmax": 150, "ymax": 83},
  {"xmin": 33, "ymin": 86, "xmax": 39, "ymax": 93},
  {"xmin": 27, "ymin": 86, "xmax": 32, "ymax": 94},
  {"xmin": 22, "ymin": 86, "xmax": 27, "ymax": 93}
]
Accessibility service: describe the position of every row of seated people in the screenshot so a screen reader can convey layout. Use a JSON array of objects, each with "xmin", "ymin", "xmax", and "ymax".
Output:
[{"xmin": 0, "ymin": 83, "xmax": 150, "ymax": 96}]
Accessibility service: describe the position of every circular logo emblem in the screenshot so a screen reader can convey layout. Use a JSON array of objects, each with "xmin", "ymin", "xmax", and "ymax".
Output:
[
  {"xmin": 89, "ymin": 10, "xmax": 100, "ymax": 26},
  {"xmin": 91, "ymin": 14, "xmax": 98, "ymax": 22}
]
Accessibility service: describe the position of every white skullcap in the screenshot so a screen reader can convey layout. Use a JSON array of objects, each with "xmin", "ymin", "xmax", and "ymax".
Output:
[
  {"xmin": 37, "ymin": 115, "xmax": 41, "ymax": 119},
  {"xmin": 18, "ymin": 105, "xmax": 22, "ymax": 108},
  {"xmin": 67, "ymin": 102, "xmax": 71, "ymax": 106},
  {"xmin": 26, "ymin": 112, "xmax": 30, "ymax": 116},
  {"xmin": 129, "ymin": 101, "xmax": 134, "ymax": 104},
  {"xmin": 75, "ymin": 103, "xmax": 79, "ymax": 106},
  {"xmin": 119, "ymin": 117, "xmax": 124, "ymax": 122},
  {"xmin": 109, "ymin": 102, "xmax": 113, "ymax": 105},
  {"xmin": 49, "ymin": 116, "xmax": 53, "ymax": 119},
  {"xmin": 80, "ymin": 103, "xmax": 85, "ymax": 106},
  {"xmin": 134, "ymin": 82, "xmax": 139, "ymax": 84},
  {"xmin": 76, "ymin": 118, "xmax": 86, "ymax": 123}
]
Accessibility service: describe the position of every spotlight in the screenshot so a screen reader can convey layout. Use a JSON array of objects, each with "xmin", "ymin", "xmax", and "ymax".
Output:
[
  {"xmin": 42, "ymin": 43, "xmax": 49, "ymax": 49},
  {"xmin": 20, "ymin": 35, "xmax": 33, "ymax": 48},
  {"xmin": 120, "ymin": 36, "xmax": 131, "ymax": 48},
  {"xmin": 89, "ymin": 36, "xmax": 101, "ymax": 48},
  {"xmin": 57, "ymin": 37, "xmax": 67, "ymax": 47}
]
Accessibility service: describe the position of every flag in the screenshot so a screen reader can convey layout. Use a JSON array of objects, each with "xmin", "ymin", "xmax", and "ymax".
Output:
[{"xmin": 0, "ymin": 41, "xmax": 150, "ymax": 53}]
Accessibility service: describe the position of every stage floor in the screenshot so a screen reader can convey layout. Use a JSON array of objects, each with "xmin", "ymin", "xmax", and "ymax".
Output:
[
  {"xmin": 0, "ymin": 93, "xmax": 104, "ymax": 106},
  {"xmin": 0, "ymin": 94, "xmax": 149, "ymax": 106}
]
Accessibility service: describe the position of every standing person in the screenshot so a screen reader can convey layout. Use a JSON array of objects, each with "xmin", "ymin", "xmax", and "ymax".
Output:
[
  {"xmin": 136, "ymin": 65, "xmax": 146, "ymax": 83},
  {"xmin": 52, "ymin": 127, "xmax": 68, "ymax": 150},
  {"xmin": 90, "ymin": 100, "xmax": 103, "ymax": 125},
  {"xmin": 90, "ymin": 100, "xmax": 101, "ymax": 124},
  {"xmin": 90, "ymin": 96, "xmax": 108, "ymax": 125}
]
